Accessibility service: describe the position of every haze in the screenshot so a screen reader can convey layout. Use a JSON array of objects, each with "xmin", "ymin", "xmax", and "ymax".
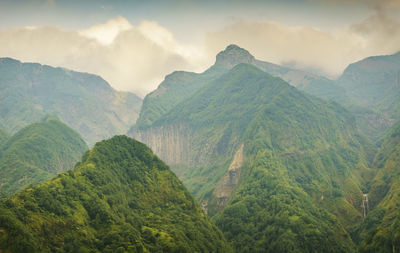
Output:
[{"xmin": 1, "ymin": 0, "xmax": 399, "ymax": 96}]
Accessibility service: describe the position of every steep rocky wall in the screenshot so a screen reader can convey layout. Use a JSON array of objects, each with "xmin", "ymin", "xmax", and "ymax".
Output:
[
  {"xmin": 132, "ymin": 125, "xmax": 193, "ymax": 166},
  {"xmin": 213, "ymin": 144, "xmax": 244, "ymax": 199},
  {"xmin": 204, "ymin": 144, "xmax": 244, "ymax": 215}
]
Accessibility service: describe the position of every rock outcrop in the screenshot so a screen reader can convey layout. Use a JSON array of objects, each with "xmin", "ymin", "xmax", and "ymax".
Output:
[
  {"xmin": 212, "ymin": 144, "xmax": 244, "ymax": 211},
  {"xmin": 133, "ymin": 124, "xmax": 193, "ymax": 166}
]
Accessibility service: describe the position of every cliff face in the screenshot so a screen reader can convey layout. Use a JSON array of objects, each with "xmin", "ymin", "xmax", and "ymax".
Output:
[
  {"xmin": 129, "ymin": 63, "xmax": 371, "ymax": 252},
  {"xmin": 207, "ymin": 144, "xmax": 244, "ymax": 215},
  {"xmin": 131, "ymin": 120, "xmax": 242, "ymax": 205},
  {"xmin": 132, "ymin": 124, "xmax": 237, "ymax": 170},
  {"xmin": 133, "ymin": 123, "xmax": 245, "ymax": 216},
  {"xmin": 132, "ymin": 125, "xmax": 193, "ymax": 166}
]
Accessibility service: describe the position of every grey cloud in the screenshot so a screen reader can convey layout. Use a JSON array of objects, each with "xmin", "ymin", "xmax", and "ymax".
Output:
[
  {"xmin": 204, "ymin": 13, "xmax": 400, "ymax": 77},
  {"xmin": 351, "ymin": 12, "xmax": 400, "ymax": 55},
  {"xmin": 204, "ymin": 20, "xmax": 366, "ymax": 77}
]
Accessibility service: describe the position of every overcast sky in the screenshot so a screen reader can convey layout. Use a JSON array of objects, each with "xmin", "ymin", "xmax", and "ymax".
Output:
[{"xmin": 1, "ymin": 0, "xmax": 400, "ymax": 96}]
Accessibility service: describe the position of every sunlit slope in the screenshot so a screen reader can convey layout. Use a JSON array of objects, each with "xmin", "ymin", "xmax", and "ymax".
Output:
[
  {"xmin": 0, "ymin": 136, "xmax": 231, "ymax": 253},
  {"xmin": 0, "ymin": 116, "xmax": 87, "ymax": 196}
]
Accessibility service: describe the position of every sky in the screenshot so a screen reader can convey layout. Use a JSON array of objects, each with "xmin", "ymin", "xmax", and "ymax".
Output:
[{"xmin": 0, "ymin": 0, "xmax": 400, "ymax": 96}]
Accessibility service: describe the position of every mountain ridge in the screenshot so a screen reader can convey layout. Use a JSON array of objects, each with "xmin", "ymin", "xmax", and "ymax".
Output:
[
  {"xmin": 131, "ymin": 44, "xmax": 345, "ymax": 131},
  {"xmin": 335, "ymin": 51, "xmax": 400, "ymax": 139},
  {"xmin": 131, "ymin": 63, "xmax": 371, "ymax": 251},
  {"xmin": 0, "ymin": 57, "xmax": 142, "ymax": 145}
]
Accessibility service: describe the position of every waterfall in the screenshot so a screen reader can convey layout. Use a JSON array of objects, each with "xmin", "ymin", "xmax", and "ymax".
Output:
[{"xmin": 361, "ymin": 194, "xmax": 369, "ymax": 218}]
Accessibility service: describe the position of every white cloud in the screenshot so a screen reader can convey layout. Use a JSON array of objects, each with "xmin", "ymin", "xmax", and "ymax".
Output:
[
  {"xmin": 0, "ymin": 14, "xmax": 399, "ymax": 97},
  {"xmin": 79, "ymin": 16, "xmax": 132, "ymax": 45},
  {"xmin": 0, "ymin": 17, "xmax": 207, "ymax": 96}
]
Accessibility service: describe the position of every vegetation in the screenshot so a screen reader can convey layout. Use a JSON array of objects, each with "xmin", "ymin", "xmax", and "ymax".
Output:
[
  {"xmin": 354, "ymin": 121, "xmax": 400, "ymax": 252},
  {"xmin": 0, "ymin": 135, "xmax": 231, "ymax": 252},
  {"xmin": 2, "ymin": 46, "xmax": 400, "ymax": 252},
  {"xmin": 132, "ymin": 44, "xmax": 343, "ymax": 132},
  {"xmin": 337, "ymin": 52, "xmax": 400, "ymax": 117},
  {"xmin": 133, "ymin": 68, "xmax": 223, "ymax": 131},
  {"xmin": 131, "ymin": 49, "xmax": 400, "ymax": 252},
  {"xmin": 133, "ymin": 63, "xmax": 372, "ymax": 251},
  {"xmin": 336, "ymin": 52, "xmax": 400, "ymax": 140},
  {"xmin": 0, "ymin": 128, "xmax": 8, "ymax": 147},
  {"xmin": 0, "ymin": 116, "xmax": 87, "ymax": 196},
  {"xmin": 0, "ymin": 57, "xmax": 142, "ymax": 145},
  {"xmin": 215, "ymin": 150, "xmax": 356, "ymax": 252}
]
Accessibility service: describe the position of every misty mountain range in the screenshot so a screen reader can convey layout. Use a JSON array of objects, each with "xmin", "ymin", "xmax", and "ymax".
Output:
[{"xmin": 0, "ymin": 44, "xmax": 400, "ymax": 252}]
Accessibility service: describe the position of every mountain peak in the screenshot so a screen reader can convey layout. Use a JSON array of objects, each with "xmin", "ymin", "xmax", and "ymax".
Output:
[
  {"xmin": 225, "ymin": 44, "xmax": 245, "ymax": 51},
  {"xmin": 0, "ymin": 135, "xmax": 231, "ymax": 252},
  {"xmin": 215, "ymin": 44, "xmax": 255, "ymax": 69}
]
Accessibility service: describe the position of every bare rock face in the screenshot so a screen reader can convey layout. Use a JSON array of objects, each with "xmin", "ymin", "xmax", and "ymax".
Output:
[
  {"xmin": 203, "ymin": 145, "xmax": 244, "ymax": 215},
  {"xmin": 132, "ymin": 124, "xmax": 239, "ymax": 170},
  {"xmin": 213, "ymin": 144, "xmax": 244, "ymax": 210},
  {"xmin": 215, "ymin": 45, "xmax": 255, "ymax": 69},
  {"xmin": 213, "ymin": 144, "xmax": 244, "ymax": 200},
  {"xmin": 132, "ymin": 124, "xmax": 193, "ymax": 166}
]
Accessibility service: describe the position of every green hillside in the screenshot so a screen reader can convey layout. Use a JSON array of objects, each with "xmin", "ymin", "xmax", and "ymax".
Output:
[
  {"xmin": 132, "ymin": 44, "xmax": 344, "ymax": 132},
  {"xmin": 0, "ymin": 57, "xmax": 142, "ymax": 145},
  {"xmin": 0, "ymin": 135, "xmax": 231, "ymax": 253},
  {"xmin": 336, "ymin": 52, "xmax": 400, "ymax": 139},
  {"xmin": 214, "ymin": 150, "xmax": 355, "ymax": 252},
  {"xmin": 354, "ymin": 121, "xmax": 400, "ymax": 252},
  {"xmin": 0, "ymin": 116, "xmax": 88, "ymax": 196},
  {"xmin": 132, "ymin": 64, "xmax": 372, "ymax": 252},
  {"xmin": 134, "ymin": 71, "xmax": 218, "ymax": 130},
  {"xmin": 0, "ymin": 128, "xmax": 8, "ymax": 147}
]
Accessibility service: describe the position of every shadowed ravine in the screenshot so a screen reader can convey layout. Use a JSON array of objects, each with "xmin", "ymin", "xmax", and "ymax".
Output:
[{"xmin": 362, "ymin": 194, "xmax": 369, "ymax": 218}]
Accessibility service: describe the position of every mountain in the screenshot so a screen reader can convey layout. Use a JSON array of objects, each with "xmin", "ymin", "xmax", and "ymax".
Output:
[
  {"xmin": 369, "ymin": 121, "xmax": 400, "ymax": 208},
  {"xmin": 354, "ymin": 121, "xmax": 400, "ymax": 252},
  {"xmin": 131, "ymin": 63, "xmax": 372, "ymax": 252},
  {"xmin": 214, "ymin": 45, "xmax": 346, "ymax": 101},
  {"xmin": 134, "ymin": 67, "xmax": 219, "ymax": 130},
  {"xmin": 0, "ymin": 58, "xmax": 142, "ymax": 145},
  {"xmin": 131, "ymin": 44, "xmax": 344, "ymax": 132},
  {"xmin": 0, "ymin": 135, "xmax": 231, "ymax": 252},
  {"xmin": 336, "ymin": 52, "xmax": 400, "ymax": 139},
  {"xmin": 0, "ymin": 116, "xmax": 88, "ymax": 197},
  {"xmin": 0, "ymin": 128, "xmax": 8, "ymax": 147}
]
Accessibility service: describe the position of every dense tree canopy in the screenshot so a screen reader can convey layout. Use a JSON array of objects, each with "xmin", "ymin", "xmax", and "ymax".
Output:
[{"xmin": 0, "ymin": 136, "xmax": 231, "ymax": 252}]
